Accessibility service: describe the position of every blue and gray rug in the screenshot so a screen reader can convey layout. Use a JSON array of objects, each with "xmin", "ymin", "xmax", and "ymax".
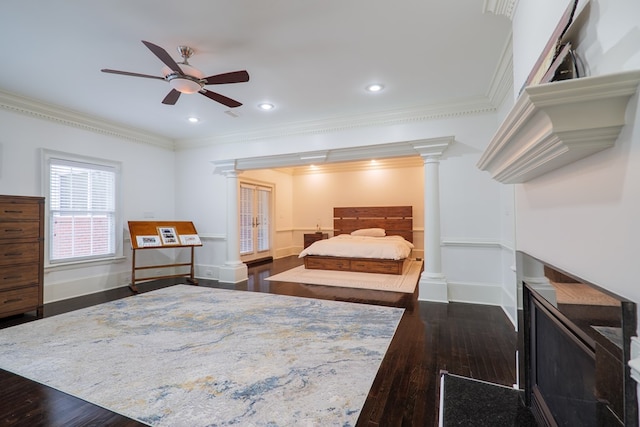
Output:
[{"xmin": 0, "ymin": 285, "xmax": 404, "ymax": 426}]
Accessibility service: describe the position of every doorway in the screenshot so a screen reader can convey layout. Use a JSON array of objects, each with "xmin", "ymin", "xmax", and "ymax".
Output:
[{"xmin": 239, "ymin": 181, "xmax": 273, "ymax": 263}]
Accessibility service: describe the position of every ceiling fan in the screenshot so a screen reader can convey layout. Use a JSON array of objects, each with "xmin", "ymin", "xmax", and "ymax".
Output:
[{"xmin": 101, "ymin": 40, "xmax": 249, "ymax": 108}]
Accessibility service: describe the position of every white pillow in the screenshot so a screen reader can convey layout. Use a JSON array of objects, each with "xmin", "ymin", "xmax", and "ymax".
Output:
[
  {"xmin": 386, "ymin": 234, "xmax": 415, "ymax": 249},
  {"xmin": 350, "ymin": 228, "xmax": 386, "ymax": 237}
]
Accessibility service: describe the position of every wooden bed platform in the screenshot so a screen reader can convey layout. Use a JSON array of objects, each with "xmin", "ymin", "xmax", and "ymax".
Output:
[{"xmin": 302, "ymin": 206, "xmax": 413, "ymax": 275}]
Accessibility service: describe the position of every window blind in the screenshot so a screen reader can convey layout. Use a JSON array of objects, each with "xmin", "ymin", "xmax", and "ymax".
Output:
[{"xmin": 48, "ymin": 158, "xmax": 117, "ymax": 263}]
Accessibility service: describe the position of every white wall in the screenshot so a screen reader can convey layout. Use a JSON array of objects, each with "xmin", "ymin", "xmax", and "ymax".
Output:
[
  {"xmin": 511, "ymin": 0, "xmax": 640, "ymax": 418},
  {"xmin": 173, "ymin": 147, "xmax": 229, "ymax": 279},
  {"xmin": 0, "ymin": 108, "xmax": 176, "ymax": 302},
  {"xmin": 439, "ymin": 114, "xmax": 510, "ymax": 309},
  {"xmin": 175, "ymin": 110, "xmax": 510, "ymax": 305},
  {"xmin": 291, "ymin": 164, "xmax": 424, "ymax": 255},
  {"xmin": 0, "ymin": 27, "xmax": 514, "ymax": 309},
  {"xmin": 495, "ymin": 91, "xmax": 518, "ymax": 324},
  {"xmin": 512, "ymin": 1, "xmax": 571, "ymax": 98},
  {"xmin": 512, "ymin": 0, "xmax": 640, "ymax": 304}
]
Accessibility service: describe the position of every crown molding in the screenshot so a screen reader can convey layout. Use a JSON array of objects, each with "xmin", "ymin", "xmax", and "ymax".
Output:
[
  {"xmin": 178, "ymin": 49, "xmax": 513, "ymax": 151},
  {"xmin": 0, "ymin": 81, "xmax": 502, "ymax": 154},
  {"xmin": 486, "ymin": 34, "xmax": 514, "ymax": 109},
  {"xmin": 176, "ymin": 98, "xmax": 494, "ymax": 150},
  {"xmin": 483, "ymin": 0, "xmax": 517, "ymax": 19},
  {"xmin": 477, "ymin": 70, "xmax": 640, "ymax": 183},
  {"xmin": 411, "ymin": 136, "xmax": 454, "ymax": 159},
  {"xmin": 213, "ymin": 136, "xmax": 455, "ymax": 172},
  {"xmin": 0, "ymin": 90, "xmax": 174, "ymax": 150}
]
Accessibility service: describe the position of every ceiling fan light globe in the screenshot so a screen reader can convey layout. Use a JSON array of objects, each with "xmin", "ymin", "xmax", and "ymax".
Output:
[
  {"xmin": 169, "ymin": 78, "xmax": 202, "ymax": 94},
  {"xmin": 178, "ymin": 64, "xmax": 204, "ymax": 79}
]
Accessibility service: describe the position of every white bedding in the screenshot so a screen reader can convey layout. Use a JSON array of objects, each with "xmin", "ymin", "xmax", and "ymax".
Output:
[{"xmin": 299, "ymin": 234, "xmax": 414, "ymax": 260}]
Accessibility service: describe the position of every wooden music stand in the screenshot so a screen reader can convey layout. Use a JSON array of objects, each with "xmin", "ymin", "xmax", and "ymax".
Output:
[{"xmin": 128, "ymin": 221, "xmax": 203, "ymax": 293}]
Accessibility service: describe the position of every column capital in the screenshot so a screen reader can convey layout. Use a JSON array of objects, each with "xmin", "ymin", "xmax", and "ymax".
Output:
[
  {"xmin": 212, "ymin": 161, "xmax": 242, "ymax": 177},
  {"xmin": 411, "ymin": 136, "xmax": 454, "ymax": 160},
  {"xmin": 223, "ymin": 169, "xmax": 241, "ymax": 178}
]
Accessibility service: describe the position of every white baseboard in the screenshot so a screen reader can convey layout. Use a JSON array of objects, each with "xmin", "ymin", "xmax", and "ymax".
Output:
[
  {"xmin": 274, "ymin": 246, "xmax": 299, "ymax": 259},
  {"xmin": 195, "ymin": 264, "xmax": 219, "ymax": 280},
  {"xmin": 44, "ymin": 271, "xmax": 130, "ymax": 303},
  {"xmin": 501, "ymin": 289, "xmax": 518, "ymax": 329},
  {"xmin": 447, "ymin": 281, "xmax": 503, "ymax": 306},
  {"xmin": 419, "ymin": 276, "xmax": 449, "ymax": 303},
  {"xmin": 218, "ymin": 264, "xmax": 248, "ymax": 283}
]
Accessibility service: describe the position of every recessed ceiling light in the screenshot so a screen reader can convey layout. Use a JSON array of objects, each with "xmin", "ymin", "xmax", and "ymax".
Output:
[
  {"xmin": 366, "ymin": 83, "xmax": 384, "ymax": 93},
  {"xmin": 187, "ymin": 117, "xmax": 199, "ymax": 123},
  {"xmin": 258, "ymin": 103, "xmax": 275, "ymax": 110}
]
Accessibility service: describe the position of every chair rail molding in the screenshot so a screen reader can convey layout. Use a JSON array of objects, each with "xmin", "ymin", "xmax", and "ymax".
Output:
[{"xmin": 477, "ymin": 70, "xmax": 640, "ymax": 184}]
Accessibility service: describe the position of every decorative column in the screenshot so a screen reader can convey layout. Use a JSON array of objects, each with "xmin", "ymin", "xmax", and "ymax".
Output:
[
  {"xmin": 213, "ymin": 162, "xmax": 248, "ymax": 283},
  {"xmin": 412, "ymin": 137, "xmax": 453, "ymax": 303}
]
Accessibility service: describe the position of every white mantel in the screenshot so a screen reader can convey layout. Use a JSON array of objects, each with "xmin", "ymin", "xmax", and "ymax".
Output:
[{"xmin": 477, "ymin": 70, "xmax": 640, "ymax": 184}]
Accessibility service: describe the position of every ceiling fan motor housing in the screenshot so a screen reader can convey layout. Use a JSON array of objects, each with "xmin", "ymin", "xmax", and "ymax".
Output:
[{"xmin": 162, "ymin": 58, "xmax": 205, "ymax": 94}]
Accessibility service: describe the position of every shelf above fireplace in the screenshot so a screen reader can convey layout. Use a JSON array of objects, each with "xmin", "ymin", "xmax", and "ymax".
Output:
[{"xmin": 477, "ymin": 70, "xmax": 640, "ymax": 184}]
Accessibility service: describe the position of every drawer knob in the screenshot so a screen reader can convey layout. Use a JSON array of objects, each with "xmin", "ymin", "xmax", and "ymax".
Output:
[
  {"xmin": 4, "ymin": 253, "xmax": 22, "ymax": 257},
  {"xmin": 4, "ymin": 298, "xmax": 22, "ymax": 304},
  {"xmin": 4, "ymin": 229, "xmax": 23, "ymax": 232},
  {"xmin": 3, "ymin": 276, "xmax": 20, "ymax": 280},
  {"xmin": 4, "ymin": 210, "xmax": 23, "ymax": 214}
]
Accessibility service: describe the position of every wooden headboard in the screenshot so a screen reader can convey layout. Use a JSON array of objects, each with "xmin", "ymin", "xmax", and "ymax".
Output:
[{"xmin": 333, "ymin": 206, "xmax": 413, "ymax": 243}]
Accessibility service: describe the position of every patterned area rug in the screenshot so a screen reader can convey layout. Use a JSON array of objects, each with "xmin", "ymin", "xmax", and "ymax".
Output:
[
  {"xmin": 0, "ymin": 285, "xmax": 404, "ymax": 426},
  {"xmin": 265, "ymin": 260, "xmax": 423, "ymax": 293}
]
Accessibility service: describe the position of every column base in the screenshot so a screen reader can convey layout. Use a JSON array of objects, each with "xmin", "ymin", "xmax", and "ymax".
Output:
[
  {"xmin": 419, "ymin": 276, "xmax": 449, "ymax": 303},
  {"xmin": 218, "ymin": 263, "xmax": 248, "ymax": 283}
]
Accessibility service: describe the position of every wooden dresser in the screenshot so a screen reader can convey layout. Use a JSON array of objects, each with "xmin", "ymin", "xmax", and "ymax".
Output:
[{"xmin": 0, "ymin": 195, "xmax": 44, "ymax": 318}]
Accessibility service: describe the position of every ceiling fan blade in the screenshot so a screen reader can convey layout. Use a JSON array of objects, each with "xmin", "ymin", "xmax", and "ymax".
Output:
[
  {"xmin": 203, "ymin": 70, "xmax": 250, "ymax": 85},
  {"xmin": 200, "ymin": 89, "xmax": 242, "ymax": 108},
  {"xmin": 101, "ymin": 69, "xmax": 165, "ymax": 80},
  {"xmin": 162, "ymin": 89, "xmax": 181, "ymax": 105},
  {"xmin": 141, "ymin": 40, "xmax": 182, "ymax": 74}
]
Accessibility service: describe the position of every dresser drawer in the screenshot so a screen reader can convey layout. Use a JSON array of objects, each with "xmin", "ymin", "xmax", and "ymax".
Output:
[
  {"xmin": 0, "ymin": 221, "xmax": 40, "ymax": 240},
  {"xmin": 305, "ymin": 256, "xmax": 352, "ymax": 271},
  {"xmin": 351, "ymin": 259, "xmax": 402, "ymax": 274},
  {"xmin": 0, "ymin": 242, "xmax": 40, "ymax": 266},
  {"xmin": 0, "ymin": 286, "xmax": 39, "ymax": 315},
  {"xmin": 0, "ymin": 264, "xmax": 39, "ymax": 291},
  {"xmin": 0, "ymin": 202, "xmax": 41, "ymax": 220}
]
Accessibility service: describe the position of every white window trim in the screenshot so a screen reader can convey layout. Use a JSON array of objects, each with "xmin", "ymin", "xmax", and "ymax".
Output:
[{"xmin": 41, "ymin": 149, "xmax": 123, "ymax": 268}]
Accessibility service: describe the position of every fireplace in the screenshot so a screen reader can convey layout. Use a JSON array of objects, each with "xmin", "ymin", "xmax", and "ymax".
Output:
[{"xmin": 519, "ymin": 252, "xmax": 637, "ymax": 426}]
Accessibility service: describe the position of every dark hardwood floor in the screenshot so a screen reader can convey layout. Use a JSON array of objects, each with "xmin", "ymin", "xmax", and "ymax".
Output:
[{"xmin": 0, "ymin": 256, "xmax": 518, "ymax": 426}]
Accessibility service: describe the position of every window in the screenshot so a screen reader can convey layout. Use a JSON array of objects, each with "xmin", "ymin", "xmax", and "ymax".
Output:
[{"xmin": 43, "ymin": 150, "xmax": 121, "ymax": 264}]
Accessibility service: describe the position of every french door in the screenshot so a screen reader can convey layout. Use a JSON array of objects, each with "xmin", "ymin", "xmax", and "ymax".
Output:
[{"xmin": 239, "ymin": 182, "xmax": 273, "ymax": 262}]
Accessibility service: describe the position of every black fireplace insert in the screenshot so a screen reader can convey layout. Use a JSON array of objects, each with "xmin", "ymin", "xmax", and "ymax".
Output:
[{"xmin": 520, "ymin": 253, "xmax": 637, "ymax": 426}]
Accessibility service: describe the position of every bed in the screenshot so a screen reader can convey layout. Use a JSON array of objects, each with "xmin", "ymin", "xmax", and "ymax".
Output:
[{"xmin": 299, "ymin": 206, "xmax": 414, "ymax": 274}]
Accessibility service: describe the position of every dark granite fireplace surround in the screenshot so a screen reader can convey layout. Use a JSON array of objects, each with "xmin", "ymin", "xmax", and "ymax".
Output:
[{"xmin": 520, "ymin": 252, "xmax": 637, "ymax": 426}]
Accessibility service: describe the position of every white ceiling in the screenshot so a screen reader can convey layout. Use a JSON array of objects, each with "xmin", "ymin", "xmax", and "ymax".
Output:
[{"xmin": 0, "ymin": 1, "xmax": 512, "ymax": 145}]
